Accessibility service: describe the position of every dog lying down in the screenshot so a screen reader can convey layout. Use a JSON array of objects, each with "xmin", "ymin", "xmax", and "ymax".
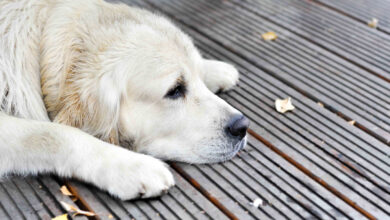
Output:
[{"xmin": 0, "ymin": 0, "xmax": 249, "ymax": 200}]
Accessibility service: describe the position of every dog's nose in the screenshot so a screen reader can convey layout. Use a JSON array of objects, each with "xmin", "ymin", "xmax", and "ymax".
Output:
[{"xmin": 227, "ymin": 115, "xmax": 249, "ymax": 139}]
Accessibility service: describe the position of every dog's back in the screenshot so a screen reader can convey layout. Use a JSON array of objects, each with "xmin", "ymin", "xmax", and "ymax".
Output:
[{"xmin": 0, "ymin": 0, "xmax": 50, "ymax": 120}]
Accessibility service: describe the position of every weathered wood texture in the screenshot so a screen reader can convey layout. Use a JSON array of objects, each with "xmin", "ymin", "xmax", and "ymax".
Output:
[
  {"xmin": 144, "ymin": 0, "xmax": 390, "ymax": 143},
  {"xmin": 0, "ymin": 176, "xmax": 87, "ymax": 220},
  {"xmin": 316, "ymin": 0, "xmax": 390, "ymax": 34},
  {"xmin": 68, "ymin": 171, "xmax": 228, "ymax": 220}
]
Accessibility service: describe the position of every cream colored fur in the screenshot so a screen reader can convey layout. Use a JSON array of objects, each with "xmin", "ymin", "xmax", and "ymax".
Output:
[{"xmin": 0, "ymin": 0, "xmax": 242, "ymax": 200}]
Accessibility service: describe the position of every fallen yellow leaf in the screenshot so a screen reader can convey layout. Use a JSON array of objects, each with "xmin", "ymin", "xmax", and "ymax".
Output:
[
  {"xmin": 261, "ymin": 32, "xmax": 277, "ymax": 41},
  {"xmin": 52, "ymin": 214, "xmax": 68, "ymax": 220},
  {"xmin": 348, "ymin": 120, "xmax": 356, "ymax": 125},
  {"xmin": 368, "ymin": 18, "xmax": 378, "ymax": 28},
  {"xmin": 275, "ymin": 97, "xmax": 295, "ymax": 113},
  {"xmin": 60, "ymin": 201, "xmax": 96, "ymax": 217},
  {"xmin": 317, "ymin": 102, "xmax": 324, "ymax": 108},
  {"xmin": 60, "ymin": 186, "xmax": 73, "ymax": 196},
  {"xmin": 108, "ymin": 214, "xmax": 114, "ymax": 219}
]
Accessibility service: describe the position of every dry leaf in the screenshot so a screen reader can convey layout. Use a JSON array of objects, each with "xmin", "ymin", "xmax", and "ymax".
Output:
[
  {"xmin": 348, "ymin": 120, "xmax": 356, "ymax": 125},
  {"xmin": 261, "ymin": 31, "xmax": 277, "ymax": 41},
  {"xmin": 275, "ymin": 97, "xmax": 295, "ymax": 113},
  {"xmin": 250, "ymin": 198, "xmax": 264, "ymax": 208},
  {"xmin": 368, "ymin": 18, "xmax": 378, "ymax": 28},
  {"xmin": 108, "ymin": 214, "xmax": 114, "ymax": 219},
  {"xmin": 60, "ymin": 186, "xmax": 73, "ymax": 196},
  {"xmin": 52, "ymin": 214, "xmax": 68, "ymax": 220},
  {"xmin": 317, "ymin": 102, "xmax": 324, "ymax": 108},
  {"xmin": 60, "ymin": 201, "xmax": 96, "ymax": 217}
]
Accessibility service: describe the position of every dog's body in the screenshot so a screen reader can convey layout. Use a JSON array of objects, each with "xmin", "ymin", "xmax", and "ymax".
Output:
[{"xmin": 0, "ymin": 0, "xmax": 247, "ymax": 200}]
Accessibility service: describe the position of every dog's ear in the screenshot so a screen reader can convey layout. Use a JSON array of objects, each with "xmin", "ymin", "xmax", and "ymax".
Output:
[{"xmin": 54, "ymin": 73, "xmax": 121, "ymax": 145}]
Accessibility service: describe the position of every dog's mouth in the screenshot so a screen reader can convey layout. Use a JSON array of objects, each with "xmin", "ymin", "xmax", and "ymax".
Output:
[
  {"xmin": 225, "ymin": 136, "xmax": 247, "ymax": 160},
  {"xmin": 198, "ymin": 136, "xmax": 247, "ymax": 164},
  {"xmin": 237, "ymin": 137, "xmax": 247, "ymax": 151}
]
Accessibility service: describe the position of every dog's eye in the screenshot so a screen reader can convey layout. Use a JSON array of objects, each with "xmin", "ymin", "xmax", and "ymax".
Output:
[{"xmin": 165, "ymin": 84, "xmax": 185, "ymax": 99}]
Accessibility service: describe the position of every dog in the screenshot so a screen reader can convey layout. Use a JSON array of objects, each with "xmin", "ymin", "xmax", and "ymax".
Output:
[{"xmin": 0, "ymin": 0, "xmax": 249, "ymax": 200}]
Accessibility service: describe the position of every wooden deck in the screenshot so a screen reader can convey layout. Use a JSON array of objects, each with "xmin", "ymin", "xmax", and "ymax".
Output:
[{"xmin": 1, "ymin": 0, "xmax": 389, "ymax": 219}]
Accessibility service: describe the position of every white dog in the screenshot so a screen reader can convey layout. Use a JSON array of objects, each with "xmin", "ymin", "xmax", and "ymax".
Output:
[{"xmin": 0, "ymin": 0, "xmax": 249, "ymax": 200}]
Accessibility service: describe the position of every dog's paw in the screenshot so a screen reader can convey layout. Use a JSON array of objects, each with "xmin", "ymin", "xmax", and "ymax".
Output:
[
  {"xmin": 203, "ymin": 60, "xmax": 239, "ymax": 93},
  {"xmin": 99, "ymin": 151, "xmax": 175, "ymax": 200}
]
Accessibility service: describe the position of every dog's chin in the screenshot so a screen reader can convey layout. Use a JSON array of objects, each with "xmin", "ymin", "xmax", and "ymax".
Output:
[
  {"xmin": 193, "ymin": 136, "xmax": 247, "ymax": 164},
  {"xmin": 134, "ymin": 136, "xmax": 247, "ymax": 164}
]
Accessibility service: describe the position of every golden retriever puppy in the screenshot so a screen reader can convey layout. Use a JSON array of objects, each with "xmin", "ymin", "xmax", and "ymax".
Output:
[{"xmin": 0, "ymin": 0, "xmax": 249, "ymax": 200}]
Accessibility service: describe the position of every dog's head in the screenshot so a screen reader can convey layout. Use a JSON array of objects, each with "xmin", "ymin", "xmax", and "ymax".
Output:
[
  {"xmin": 45, "ymin": 6, "xmax": 248, "ymax": 163},
  {"xmin": 116, "ymin": 26, "xmax": 249, "ymax": 163}
]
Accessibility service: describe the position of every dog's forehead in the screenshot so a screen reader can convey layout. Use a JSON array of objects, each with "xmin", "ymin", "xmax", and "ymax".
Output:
[
  {"xmin": 141, "ymin": 45, "xmax": 202, "ymax": 80},
  {"xmin": 160, "ymin": 40, "xmax": 201, "ymax": 70}
]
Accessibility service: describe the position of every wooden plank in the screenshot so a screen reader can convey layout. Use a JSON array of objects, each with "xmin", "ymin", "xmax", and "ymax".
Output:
[
  {"xmin": 39, "ymin": 177, "xmax": 88, "ymax": 220},
  {"xmin": 201, "ymin": 165, "xmax": 286, "ymax": 219},
  {"xmin": 0, "ymin": 202, "xmax": 10, "ymax": 220},
  {"xmin": 315, "ymin": 0, "xmax": 390, "ymax": 34},
  {"xmin": 117, "ymin": 0, "xmax": 388, "ymax": 218},
  {"xmin": 176, "ymin": 164, "xmax": 265, "ymax": 220},
  {"xmin": 190, "ymin": 0, "xmax": 389, "ymax": 119},
  {"xmin": 158, "ymin": 193, "xmax": 194, "ymax": 220},
  {"xmin": 225, "ymin": 95, "xmax": 389, "ymax": 217},
  {"xmin": 144, "ymin": 0, "xmax": 390, "ymax": 144},
  {"xmin": 0, "ymin": 182, "xmax": 25, "ymax": 219},
  {"xmin": 192, "ymin": 33, "xmax": 390, "ymax": 217},
  {"xmin": 0, "ymin": 176, "xmax": 89, "ymax": 220},
  {"xmin": 0, "ymin": 176, "xmax": 88, "ymax": 220},
  {"xmin": 233, "ymin": 0, "xmax": 390, "ymax": 81},
  {"xmin": 215, "ymin": 162, "xmax": 306, "ymax": 219},
  {"xmin": 12, "ymin": 178, "xmax": 52, "ymax": 220},
  {"xmin": 70, "ymin": 171, "xmax": 227, "ymax": 219},
  {"xmin": 235, "ymin": 77, "xmax": 390, "ymax": 179},
  {"xmin": 26, "ymin": 178, "xmax": 64, "ymax": 218},
  {"xmin": 166, "ymin": 174, "xmax": 214, "ymax": 220},
  {"xmin": 158, "ymin": 19, "xmax": 389, "ymax": 218},
  {"xmin": 245, "ymin": 137, "xmax": 354, "ymax": 219},
  {"xmin": 133, "ymin": 201, "xmax": 164, "ymax": 220},
  {"xmin": 177, "ymin": 136, "xmax": 363, "ymax": 219},
  {"xmin": 143, "ymin": 0, "xmax": 390, "ymax": 185},
  {"xmin": 1, "ymin": 179, "xmax": 39, "ymax": 220},
  {"xmin": 70, "ymin": 181, "xmax": 149, "ymax": 220},
  {"xmin": 121, "ymin": 201, "xmax": 150, "ymax": 220},
  {"xmin": 146, "ymin": 199, "xmax": 179, "ymax": 220},
  {"xmin": 227, "ymin": 87, "xmax": 390, "ymax": 202},
  {"xmin": 181, "ymin": 2, "xmax": 390, "ymax": 186},
  {"xmin": 67, "ymin": 182, "xmax": 123, "ymax": 220},
  {"xmin": 238, "ymin": 140, "xmax": 348, "ymax": 219}
]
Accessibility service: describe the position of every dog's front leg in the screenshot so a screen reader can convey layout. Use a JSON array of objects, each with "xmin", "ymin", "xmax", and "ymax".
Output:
[
  {"xmin": 202, "ymin": 59, "xmax": 239, "ymax": 93},
  {"xmin": 0, "ymin": 113, "xmax": 174, "ymax": 200}
]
